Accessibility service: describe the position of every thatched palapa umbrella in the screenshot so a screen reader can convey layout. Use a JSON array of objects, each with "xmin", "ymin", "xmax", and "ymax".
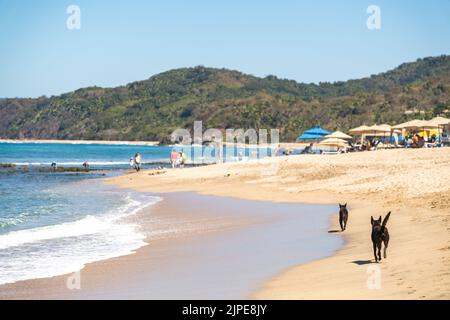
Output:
[{"xmin": 325, "ymin": 131, "xmax": 353, "ymax": 140}]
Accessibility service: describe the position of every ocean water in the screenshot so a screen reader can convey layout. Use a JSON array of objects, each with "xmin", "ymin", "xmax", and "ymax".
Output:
[
  {"xmin": 0, "ymin": 142, "xmax": 279, "ymax": 167},
  {"xmin": 0, "ymin": 143, "xmax": 163, "ymax": 285},
  {"xmin": 0, "ymin": 142, "xmax": 173, "ymax": 168},
  {"xmin": 0, "ymin": 142, "xmax": 301, "ymax": 286}
]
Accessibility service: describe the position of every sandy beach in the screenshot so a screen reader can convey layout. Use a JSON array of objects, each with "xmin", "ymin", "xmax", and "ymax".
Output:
[
  {"xmin": 105, "ymin": 147, "xmax": 450, "ymax": 299},
  {"xmin": 1, "ymin": 147, "xmax": 449, "ymax": 299}
]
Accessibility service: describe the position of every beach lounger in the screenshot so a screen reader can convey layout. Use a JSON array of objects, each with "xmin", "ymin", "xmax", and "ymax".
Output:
[{"xmin": 321, "ymin": 150, "xmax": 341, "ymax": 155}]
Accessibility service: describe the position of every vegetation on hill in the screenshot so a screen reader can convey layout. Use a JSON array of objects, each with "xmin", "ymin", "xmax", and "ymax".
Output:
[{"xmin": 1, "ymin": 55, "xmax": 449, "ymax": 142}]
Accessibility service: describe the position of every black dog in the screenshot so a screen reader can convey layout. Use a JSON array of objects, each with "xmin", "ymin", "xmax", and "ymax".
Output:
[
  {"xmin": 371, "ymin": 212, "xmax": 391, "ymax": 262},
  {"xmin": 339, "ymin": 203, "xmax": 348, "ymax": 231}
]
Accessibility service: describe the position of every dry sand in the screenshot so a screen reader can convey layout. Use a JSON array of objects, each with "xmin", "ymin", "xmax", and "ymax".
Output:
[{"xmin": 107, "ymin": 148, "xmax": 450, "ymax": 299}]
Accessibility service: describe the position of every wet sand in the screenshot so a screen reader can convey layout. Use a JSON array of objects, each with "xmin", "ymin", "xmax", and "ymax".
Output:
[{"xmin": 0, "ymin": 192, "xmax": 341, "ymax": 299}]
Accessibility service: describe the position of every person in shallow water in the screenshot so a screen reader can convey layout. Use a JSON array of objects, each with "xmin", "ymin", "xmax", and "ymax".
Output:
[
  {"xmin": 179, "ymin": 151, "xmax": 187, "ymax": 168},
  {"xmin": 170, "ymin": 149, "xmax": 179, "ymax": 168},
  {"xmin": 129, "ymin": 157, "xmax": 135, "ymax": 169},
  {"xmin": 134, "ymin": 153, "xmax": 142, "ymax": 172}
]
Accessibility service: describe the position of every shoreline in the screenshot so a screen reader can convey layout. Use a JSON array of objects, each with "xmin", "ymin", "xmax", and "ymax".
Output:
[
  {"xmin": 105, "ymin": 148, "xmax": 450, "ymax": 299},
  {"xmin": 0, "ymin": 138, "xmax": 305, "ymax": 149},
  {"xmin": 0, "ymin": 191, "xmax": 340, "ymax": 299},
  {"xmin": 1, "ymin": 148, "xmax": 449, "ymax": 299}
]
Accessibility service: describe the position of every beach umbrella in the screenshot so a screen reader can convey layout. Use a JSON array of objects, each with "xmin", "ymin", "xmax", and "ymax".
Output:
[
  {"xmin": 398, "ymin": 121, "xmax": 438, "ymax": 139},
  {"xmin": 325, "ymin": 131, "xmax": 353, "ymax": 140},
  {"xmin": 409, "ymin": 120, "xmax": 439, "ymax": 130},
  {"xmin": 349, "ymin": 125, "xmax": 372, "ymax": 144},
  {"xmin": 318, "ymin": 138, "xmax": 349, "ymax": 147},
  {"xmin": 378, "ymin": 124, "xmax": 395, "ymax": 145},
  {"xmin": 392, "ymin": 119, "xmax": 424, "ymax": 130},
  {"xmin": 369, "ymin": 124, "xmax": 392, "ymax": 133},
  {"xmin": 393, "ymin": 119, "xmax": 441, "ymax": 141},
  {"xmin": 424, "ymin": 117, "xmax": 450, "ymax": 142},
  {"xmin": 424, "ymin": 116, "xmax": 450, "ymax": 127},
  {"xmin": 368, "ymin": 124, "xmax": 393, "ymax": 140},
  {"xmin": 303, "ymin": 126, "xmax": 331, "ymax": 136},
  {"xmin": 296, "ymin": 133, "xmax": 325, "ymax": 140},
  {"xmin": 350, "ymin": 124, "xmax": 392, "ymax": 145},
  {"xmin": 349, "ymin": 125, "xmax": 371, "ymax": 134}
]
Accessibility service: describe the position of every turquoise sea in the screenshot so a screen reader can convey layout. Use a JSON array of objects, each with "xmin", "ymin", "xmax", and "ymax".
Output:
[
  {"xmin": 0, "ymin": 142, "xmax": 299, "ymax": 285},
  {"xmin": 0, "ymin": 143, "xmax": 171, "ymax": 285}
]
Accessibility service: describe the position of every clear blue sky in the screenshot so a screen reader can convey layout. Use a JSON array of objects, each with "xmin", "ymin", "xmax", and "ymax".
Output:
[{"xmin": 0, "ymin": 0, "xmax": 449, "ymax": 97}]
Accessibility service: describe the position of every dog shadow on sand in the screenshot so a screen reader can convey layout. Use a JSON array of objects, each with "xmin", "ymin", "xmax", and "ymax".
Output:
[
  {"xmin": 327, "ymin": 229, "xmax": 342, "ymax": 233},
  {"xmin": 327, "ymin": 229, "xmax": 376, "ymax": 265},
  {"xmin": 351, "ymin": 260, "xmax": 374, "ymax": 265}
]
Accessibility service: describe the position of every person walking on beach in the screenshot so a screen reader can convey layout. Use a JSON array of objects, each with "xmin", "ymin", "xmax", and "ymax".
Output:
[
  {"xmin": 170, "ymin": 149, "xmax": 179, "ymax": 168},
  {"xmin": 217, "ymin": 143, "xmax": 223, "ymax": 163},
  {"xmin": 134, "ymin": 153, "xmax": 142, "ymax": 172},
  {"xmin": 179, "ymin": 151, "xmax": 187, "ymax": 168},
  {"xmin": 274, "ymin": 144, "xmax": 281, "ymax": 156}
]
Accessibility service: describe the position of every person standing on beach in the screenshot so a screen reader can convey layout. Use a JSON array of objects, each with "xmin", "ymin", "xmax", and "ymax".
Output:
[
  {"xmin": 216, "ymin": 142, "xmax": 223, "ymax": 164},
  {"xmin": 170, "ymin": 149, "xmax": 178, "ymax": 168},
  {"xmin": 274, "ymin": 144, "xmax": 281, "ymax": 156},
  {"xmin": 134, "ymin": 153, "xmax": 142, "ymax": 172},
  {"xmin": 179, "ymin": 151, "xmax": 187, "ymax": 168}
]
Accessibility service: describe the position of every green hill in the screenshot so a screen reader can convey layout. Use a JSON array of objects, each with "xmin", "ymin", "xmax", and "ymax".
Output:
[{"xmin": 1, "ymin": 55, "xmax": 449, "ymax": 142}]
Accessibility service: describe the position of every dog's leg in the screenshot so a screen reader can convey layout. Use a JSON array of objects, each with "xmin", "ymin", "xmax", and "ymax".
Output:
[
  {"xmin": 339, "ymin": 217, "xmax": 344, "ymax": 231},
  {"xmin": 377, "ymin": 242, "xmax": 382, "ymax": 261},
  {"xmin": 383, "ymin": 239, "xmax": 389, "ymax": 259},
  {"xmin": 373, "ymin": 242, "xmax": 378, "ymax": 262}
]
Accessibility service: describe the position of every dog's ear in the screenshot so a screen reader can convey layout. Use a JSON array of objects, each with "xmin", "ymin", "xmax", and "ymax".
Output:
[
  {"xmin": 344, "ymin": 203, "xmax": 347, "ymax": 207},
  {"xmin": 378, "ymin": 216, "xmax": 382, "ymax": 223},
  {"xmin": 371, "ymin": 216, "xmax": 374, "ymax": 225}
]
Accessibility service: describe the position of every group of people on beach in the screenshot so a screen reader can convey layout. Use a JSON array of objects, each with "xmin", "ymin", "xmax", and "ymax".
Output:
[
  {"xmin": 170, "ymin": 149, "xmax": 187, "ymax": 168},
  {"xmin": 404, "ymin": 133, "xmax": 438, "ymax": 148}
]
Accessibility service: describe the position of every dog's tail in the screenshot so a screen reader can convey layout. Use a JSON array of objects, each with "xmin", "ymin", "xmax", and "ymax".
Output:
[{"xmin": 381, "ymin": 211, "xmax": 391, "ymax": 232}]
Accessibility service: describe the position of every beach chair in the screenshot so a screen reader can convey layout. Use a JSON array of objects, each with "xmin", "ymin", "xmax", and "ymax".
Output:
[{"xmin": 321, "ymin": 150, "xmax": 341, "ymax": 155}]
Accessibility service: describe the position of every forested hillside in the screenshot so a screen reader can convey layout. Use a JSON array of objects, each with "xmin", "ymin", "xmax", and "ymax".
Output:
[{"xmin": 1, "ymin": 55, "xmax": 449, "ymax": 142}]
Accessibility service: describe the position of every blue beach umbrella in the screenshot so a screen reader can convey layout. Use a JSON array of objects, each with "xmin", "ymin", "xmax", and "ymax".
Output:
[
  {"xmin": 303, "ymin": 126, "xmax": 331, "ymax": 136},
  {"xmin": 296, "ymin": 133, "xmax": 325, "ymax": 140}
]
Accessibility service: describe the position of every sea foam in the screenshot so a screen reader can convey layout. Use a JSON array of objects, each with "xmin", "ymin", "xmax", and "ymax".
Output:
[{"xmin": 0, "ymin": 194, "xmax": 161, "ymax": 285}]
